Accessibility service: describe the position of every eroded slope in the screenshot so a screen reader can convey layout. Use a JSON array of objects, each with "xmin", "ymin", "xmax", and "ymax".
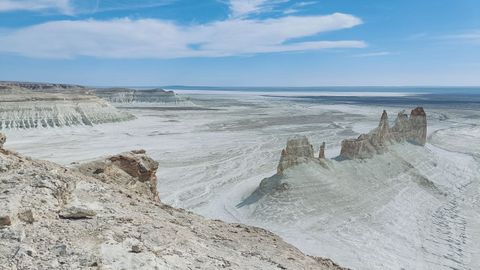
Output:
[{"xmin": 0, "ymin": 134, "xmax": 344, "ymax": 270}]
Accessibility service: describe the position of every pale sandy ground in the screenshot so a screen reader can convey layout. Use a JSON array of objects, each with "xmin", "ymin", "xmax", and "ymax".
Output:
[{"xmin": 4, "ymin": 93, "xmax": 480, "ymax": 269}]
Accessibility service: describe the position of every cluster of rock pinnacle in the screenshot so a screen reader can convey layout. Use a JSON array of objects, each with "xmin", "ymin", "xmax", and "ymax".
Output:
[{"xmin": 277, "ymin": 107, "xmax": 427, "ymax": 174}]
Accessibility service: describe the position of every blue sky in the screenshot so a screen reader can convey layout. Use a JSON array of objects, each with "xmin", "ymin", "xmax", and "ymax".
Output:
[{"xmin": 0, "ymin": 0, "xmax": 479, "ymax": 86}]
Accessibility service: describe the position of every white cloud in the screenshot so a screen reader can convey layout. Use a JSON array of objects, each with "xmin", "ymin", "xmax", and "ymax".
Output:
[
  {"xmin": 0, "ymin": 0, "xmax": 72, "ymax": 14},
  {"xmin": 0, "ymin": 13, "xmax": 365, "ymax": 59}
]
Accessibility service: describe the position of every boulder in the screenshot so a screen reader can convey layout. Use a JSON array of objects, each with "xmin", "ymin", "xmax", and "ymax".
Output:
[
  {"xmin": 77, "ymin": 150, "xmax": 160, "ymax": 201},
  {"xmin": 59, "ymin": 206, "xmax": 96, "ymax": 220},
  {"xmin": 0, "ymin": 215, "xmax": 11, "ymax": 226}
]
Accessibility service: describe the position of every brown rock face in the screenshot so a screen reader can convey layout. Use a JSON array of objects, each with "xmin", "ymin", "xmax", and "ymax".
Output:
[
  {"xmin": 406, "ymin": 107, "xmax": 427, "ymax": 145},
  {"xmin": 77, "ymin": 150, "xmax": 160, "ymax": 201},
  {"xmin": 277, "ymin": 136, "xmax": 315, "ymax": 175},
  {"xmin": 340, "ymin": 107, "xmax": 427, "ymax": 160}
]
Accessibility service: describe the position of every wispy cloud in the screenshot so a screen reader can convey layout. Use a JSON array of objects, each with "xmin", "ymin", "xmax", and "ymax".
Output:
[
  {"xmin": 73, "ymin": 0, "xmax": 177, "ymax": 15},
  {"xmin": 441, "ymin": 30, "xmax": 480, "ymax": 45},
  {"xmin": 0, "ymin": 0, "xmax": 177, "ymax": 15},
  {"xmin": 283, "ymin": 1, "xmax": 316, "ymax": 15},
  {"xmin": 353, "ymin": 51, "xmax": 392, "ymax": 57},
  {"xmin": 228, "ymin": 0, "xmax": 289, "ymax": 18},
  {"xmin": 0, "ymin": 13, "xmax": 365, "ymax": 59},
  {"xmin": 0, "ymin": 0, "xmax": 72, "ymax": 14}
]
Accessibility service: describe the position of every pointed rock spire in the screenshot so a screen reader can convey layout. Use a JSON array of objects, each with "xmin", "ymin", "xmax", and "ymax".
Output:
[{"xmin": 319, "ymin": 142, "xmax": 326, "ymax": 159}]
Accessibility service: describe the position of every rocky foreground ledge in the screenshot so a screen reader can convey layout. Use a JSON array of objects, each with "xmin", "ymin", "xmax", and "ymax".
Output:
[{"xmin": 0, "ymin": 134, "xmax": 345, "ymax": 270}]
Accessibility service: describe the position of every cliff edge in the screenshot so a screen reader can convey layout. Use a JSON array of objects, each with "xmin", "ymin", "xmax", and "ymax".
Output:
[{"xmin": 0, "ymin": 133, "xmax": 345, "ymax": 270}]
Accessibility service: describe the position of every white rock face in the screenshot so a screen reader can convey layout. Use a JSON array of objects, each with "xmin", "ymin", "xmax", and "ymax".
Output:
[
  {"xmin": 0, "ymin": 83, "xmax": 134, "ymax": 129},
  {"xmin": 0, "ymin": 133, "xmax": 345, "ymax": 270}
]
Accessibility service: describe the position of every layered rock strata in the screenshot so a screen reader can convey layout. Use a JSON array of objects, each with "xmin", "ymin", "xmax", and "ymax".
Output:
[
  {"xmin": 0, "ymin": 81, "xmax": 87, "ymax": 93},
  {"xmin": 0, "ymin": 82, "xmax": 134, "ymax": 129},
  {"xmin": 0, "ymin": 133, "xmax": 345, "ymax": 270}
]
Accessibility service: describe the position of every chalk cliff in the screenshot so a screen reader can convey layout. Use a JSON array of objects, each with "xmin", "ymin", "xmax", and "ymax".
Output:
[
  {"xmin": 0, "ymin": 82, "xmax": 134, "ymax": 129},
  {"xmin": 0, "ymin": 133, "xmax": 345, "ymax": 270}
]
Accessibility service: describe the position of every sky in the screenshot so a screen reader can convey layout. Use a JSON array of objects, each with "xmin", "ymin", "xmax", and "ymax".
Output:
[{"xmin": 0, "ymin": 0, "xmax": 479, "ymax": 87}]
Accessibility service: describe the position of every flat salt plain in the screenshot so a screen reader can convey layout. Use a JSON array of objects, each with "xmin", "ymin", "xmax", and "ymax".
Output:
[{"xmin": 4, "ymin": 90, "xmax": 480, "ymax": 270}]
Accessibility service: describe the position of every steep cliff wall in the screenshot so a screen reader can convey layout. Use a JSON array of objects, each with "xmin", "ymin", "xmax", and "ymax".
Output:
[{"xmin": 0, "ymin": 83, "xmax": 134, "ymax": 129}]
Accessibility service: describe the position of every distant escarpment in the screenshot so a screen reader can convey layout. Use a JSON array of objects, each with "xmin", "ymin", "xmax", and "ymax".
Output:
[
  {"xmin": 276, "ymin": 107, "xmax": 426, "ymax": 174},
  {"xmin": 0, "ymin": 133, "xmax": 345, "ymax": 270},
  {"xmin": 93, "ymin": 88, "xmax": 193, "ymax": 105},
  {"xmin": 0, "ymin": 82, "xmax": 134, "ymax": 129},
  {"xmin": 0, "ymin": 81, "xmax": 87, "ymax": 93}
]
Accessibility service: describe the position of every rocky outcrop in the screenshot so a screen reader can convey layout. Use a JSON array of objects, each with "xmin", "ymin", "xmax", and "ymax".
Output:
[
  {"xmin": 274, "ymin": 107, "xmax": 427, "ymax": 174},
  {"xmin": 277, "ymin": 136, "xmax": 315, "ymax": 174},
  {"xmin": 277, "ymin": 136, "xmax": 328, "ymax": 175},
  {"xmin": 77, "ymin": 150, "xmax": 160, "ymax": 202},
  {"xmin": 58, "ymin": 206, "xmax": 97, "ymax": 220},
  {"xmin": 0, "ymin": 82, "xmax": 135, "ymax": 129},
  {"xmin": 340, "ymin": 107, "xmax": 427, "ymax": 160},
  {"xmin": 0, "ymin": 133, "xmax": 344, "ymax": 270}
]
